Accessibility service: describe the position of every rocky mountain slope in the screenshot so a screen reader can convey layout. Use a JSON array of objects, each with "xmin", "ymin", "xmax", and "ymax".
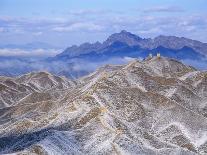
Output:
[
  {"xmin": 0, "ymin": 56, "xmax": 207, "ymax": 155},
  {"xmin": 0, "ymin": 72, "xmax": 76, "ymax": 108}
]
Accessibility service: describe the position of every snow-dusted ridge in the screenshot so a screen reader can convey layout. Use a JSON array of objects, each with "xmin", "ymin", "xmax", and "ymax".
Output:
[{"xmin": 0, "ymin": 56, "xmax": 207, "ymax": 155}]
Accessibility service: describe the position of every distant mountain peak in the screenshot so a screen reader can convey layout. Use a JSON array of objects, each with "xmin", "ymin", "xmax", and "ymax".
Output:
[
  {"xmin": 104, "ymin": 30, "xmax": 142, "ymax": 46},
  {"xmin": 119, "ymin": 30, "xmax": 136, "ymax": 36},
  {"xmin": 120, "ymin": 30, "xmax": 128, "ymax": 33}
]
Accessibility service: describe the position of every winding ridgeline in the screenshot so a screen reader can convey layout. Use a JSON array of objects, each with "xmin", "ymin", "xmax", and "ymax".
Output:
[{"xmin": 0, "ymin": 56, "xmax": 207, "ymax": 154}]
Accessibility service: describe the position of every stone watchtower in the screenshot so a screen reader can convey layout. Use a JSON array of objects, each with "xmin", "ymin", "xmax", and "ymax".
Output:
[
  {"xmin": 157, "ymin": 53, "xmax": 161, "ymax": 58},
  {"xmin": 145, "ymin": 53, "xmax": 153, "ymax": 61}
]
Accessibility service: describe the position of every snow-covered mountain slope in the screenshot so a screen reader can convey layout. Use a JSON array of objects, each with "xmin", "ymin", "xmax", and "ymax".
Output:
[
  {"xmin": 0, "ymin": 72, "xmax": 76, "ymax": 109},
  {"xmin": 0, "ymin": 56, "xmax": 207, "ymax": 155}
]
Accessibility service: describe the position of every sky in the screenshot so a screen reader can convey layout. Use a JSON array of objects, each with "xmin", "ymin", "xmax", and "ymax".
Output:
[{"xmin": 0, "ymin": 0, "xmax": 207, "ymax": 48}]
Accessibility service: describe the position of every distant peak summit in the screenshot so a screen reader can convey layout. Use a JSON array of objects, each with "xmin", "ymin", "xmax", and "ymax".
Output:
[
  {"xmin": 119, "ymin": 30, "xmax": 132, "ymax": 35},
  {"xmin": 104, "ymin": 30, "xmax": 142, "ymax": 46},
  {"xmin": 112, "ymin": 30, "xmax": 142, "ymax": 39},
  {"xmin": 120, "ymin": 30, "xmax": 128, "ymax": 33}
]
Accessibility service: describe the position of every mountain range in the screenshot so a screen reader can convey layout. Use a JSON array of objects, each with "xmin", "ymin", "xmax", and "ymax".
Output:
[
  {"xmin": 57, "ymin": 30, "xmax": 207, "ymax": 58},
  {"xmin": 0, "ymin": 56, "xmax": 207, "ymax": 154},
  {"xmin": 0, "ymin": 30, "xmax": 207, "ymax": 78}
]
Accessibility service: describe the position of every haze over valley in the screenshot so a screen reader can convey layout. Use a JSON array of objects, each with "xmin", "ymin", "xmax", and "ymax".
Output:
[{"xmin": 0, "ymin": 30, "xmax": 207, "ymax": 78}]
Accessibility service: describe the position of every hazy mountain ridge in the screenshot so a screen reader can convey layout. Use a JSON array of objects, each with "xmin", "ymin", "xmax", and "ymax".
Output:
[
  {"xmin": 51, "ymin": 30, "xmax": 207, "ymax": 78},
  {"xmin": 58, "ymin": 30, "xmax": 207, "ymax": 58},
  {"xmin": 1, "ymin": 31, "xmax": 207, "ymax": 78},
  {"xmin": 0, "ymin": 56, "xmax": 207, "ymax": 154}
]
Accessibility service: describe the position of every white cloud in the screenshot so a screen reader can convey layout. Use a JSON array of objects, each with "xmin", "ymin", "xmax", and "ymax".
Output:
[
  {"xmin": 0, "ymin": 48, "xmax": 62, "ymax": 57},
  {"xmin": 52, "ymin": 22, "xmax": 104, "ymax": 32},
  {"xmin": 0, "ymin": 27, "xmax": 5, "ymax": 32},
  {"xmin": 143, "ymin": 6, "xmax": 184, "ymax": 13},
  {"xmin": 67, "ymin": 9, "xmax": 106, "ymax": 16},
  {"xmin": 33, "ymin": 32, "xmax": 43, "ymax": 36},
  {"xmin": 0, "ymin": 10, "xmax": 207, "ymax": 44},
  {"xmin": 66, "ymin": 9, "xmax": 123, "ymax": 17},
  {"xmin": 137, "ymin": 27, "xmax": 163, "ymax": 35}
]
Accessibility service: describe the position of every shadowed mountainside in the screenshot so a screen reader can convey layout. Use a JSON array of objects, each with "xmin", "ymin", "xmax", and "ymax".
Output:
[{"xmin": 57, "ymin": 30, "xmax": 207, "ymax": 58}]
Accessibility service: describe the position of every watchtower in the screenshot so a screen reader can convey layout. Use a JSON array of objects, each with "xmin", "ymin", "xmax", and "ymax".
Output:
[{"xmin": 157, "ymin": 53, "xmax": 161, "ymax": 58}]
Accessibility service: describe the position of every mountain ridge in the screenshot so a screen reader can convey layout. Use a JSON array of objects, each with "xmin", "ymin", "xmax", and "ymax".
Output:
[
  {"xmin": 57, "ymin": 30, "xmax": 207, "ymax": 58},
  {"xmin": 0, "ymin": 56, "xmax": 207, "ymax": 154},
  {"xmin": 1, "ymin": 30, "xmax": 207, "ymax": 79}
]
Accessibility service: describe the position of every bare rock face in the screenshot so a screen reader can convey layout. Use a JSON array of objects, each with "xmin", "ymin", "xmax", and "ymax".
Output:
[{"xmin": 0, "ymin": 57, "xmax": 207, "ymax": 155}]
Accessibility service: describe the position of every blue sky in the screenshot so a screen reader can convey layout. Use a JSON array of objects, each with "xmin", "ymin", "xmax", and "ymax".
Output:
[{"xmin": 0, "ymin": 0, "xmax": 207, "ymax": 47}]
